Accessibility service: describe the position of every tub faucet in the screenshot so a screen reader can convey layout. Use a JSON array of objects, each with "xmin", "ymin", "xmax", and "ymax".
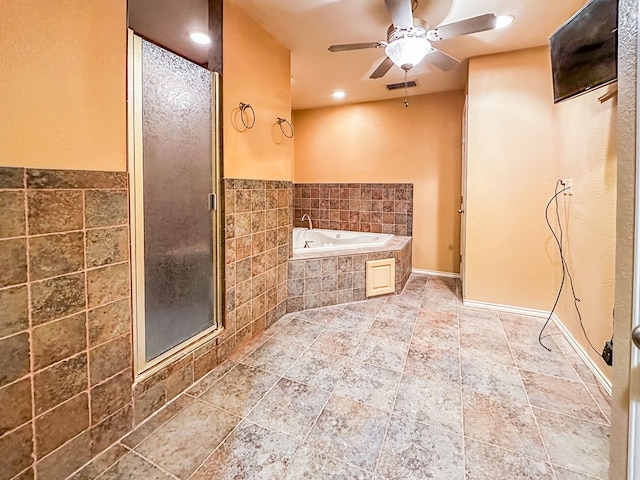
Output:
[{"xmin": 301, "ymin": 213, "xmax": 313, "ymax": 230}]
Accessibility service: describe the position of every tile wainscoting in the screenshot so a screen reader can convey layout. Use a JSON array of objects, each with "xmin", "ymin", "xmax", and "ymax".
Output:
[
  {"xmin": 0, "ymin": 167, "xmax": 133, "ymax": 480},
  {"xmin": 293, "ymin": 183, "xmax": 413, "ymax": 236},
  {"xmin": 220, "ymin": 179, "xmax": 293, "ymax": 360},
  {"xmin": 0, "ymin": 170, "xmax": 293, "ymax": 480}
]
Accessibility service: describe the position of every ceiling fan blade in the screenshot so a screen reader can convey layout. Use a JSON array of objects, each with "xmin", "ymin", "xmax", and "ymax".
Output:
[
  {"xmin": 328, "ymin": 42, "xmax": 384, "ymax": 52},
  {"xmin": 370, "ymin": 57, "xmax": 394, "ymax": 79},
  {"xmin": 429, "ymin": 13, "xmax": 497, "ymax": 41},
  {"xmin": 384, "ymin": 0, "xmax": 413, "ymax": 29},
  {"xmin": 423, "ymin": 49, "xmax": 461, "ymax": 71}
]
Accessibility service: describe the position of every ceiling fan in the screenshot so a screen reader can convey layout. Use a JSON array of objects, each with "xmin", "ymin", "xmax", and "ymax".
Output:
[{"xmin": 328, "ymin": 0, "xmax": 499, "ymax": 79}]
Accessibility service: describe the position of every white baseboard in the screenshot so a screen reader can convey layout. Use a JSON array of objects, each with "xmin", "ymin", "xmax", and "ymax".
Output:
[
  {"xmin": 462, "ymin": 299, "xmax": 550, "ymax": 318},
  {"xmin": 551, "ymin": 314, "xmax": 612, "ymax": 396},
  {"xmin": 461, "ymin": 299, "xmax": 612, "ymax": 396},
  {"xmin": 412, "ymin": 268, "xmax": 460, "ymax": 279}
]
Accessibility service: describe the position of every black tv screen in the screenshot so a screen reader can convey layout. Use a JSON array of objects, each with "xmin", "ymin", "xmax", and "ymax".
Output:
[{"xmin": 550, "ymin": 0, "xmax": 618, "ymax": 103}]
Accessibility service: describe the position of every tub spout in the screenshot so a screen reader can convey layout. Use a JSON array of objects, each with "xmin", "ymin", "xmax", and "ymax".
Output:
[{"xmin": 301, "ymin": 213, "xmax": 313, "ymax": 230}]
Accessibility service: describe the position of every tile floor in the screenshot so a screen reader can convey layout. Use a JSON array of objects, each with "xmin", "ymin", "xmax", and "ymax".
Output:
[{"xmin": 70, "ymin": 274, "xmax": 611, "ymax": 480}]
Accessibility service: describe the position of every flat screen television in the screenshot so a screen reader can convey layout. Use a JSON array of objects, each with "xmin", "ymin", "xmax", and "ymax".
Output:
[{"xmin": 550, "ymin": 0, "xmax": 618, "ymax": 103}]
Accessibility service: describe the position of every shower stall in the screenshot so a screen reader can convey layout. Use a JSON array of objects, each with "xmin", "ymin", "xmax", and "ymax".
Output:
[{"xmin": 128, "ymin": 31, "xmax": 223, "ymax": 375}]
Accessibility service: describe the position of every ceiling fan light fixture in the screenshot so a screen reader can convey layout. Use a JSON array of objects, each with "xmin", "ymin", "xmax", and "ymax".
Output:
[
  {"xmin": 189, "ymin": 32, "xmax": 211, "ymax": 45},
  {"xmin": 495, "ymin": 14, "xmax": 515, "ymax": 29},
  {"xmin": 385, "ymin": 36, "xmax": 432, "ymax": 71}
]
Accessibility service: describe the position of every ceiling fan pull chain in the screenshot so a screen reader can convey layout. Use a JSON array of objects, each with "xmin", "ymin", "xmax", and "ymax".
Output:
[{"xmin": 404, "ymin": 70, "xmax": 409, "ymax": 108}]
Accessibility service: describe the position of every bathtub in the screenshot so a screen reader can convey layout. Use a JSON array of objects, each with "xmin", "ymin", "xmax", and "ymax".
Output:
[{"xmin": 292, "ymin": 227, "xmax": 393, "ymax": 253}]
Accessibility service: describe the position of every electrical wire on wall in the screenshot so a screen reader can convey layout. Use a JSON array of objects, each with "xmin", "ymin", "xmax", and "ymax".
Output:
[{"xmin": 538, "ymin": 180, "xmax": 601, "ymax": 354}]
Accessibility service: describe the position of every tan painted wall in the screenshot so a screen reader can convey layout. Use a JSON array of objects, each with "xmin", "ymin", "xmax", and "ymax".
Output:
[
  {"xmin": 0, "ymin": 0, "xmax": 127, "ymax": 171},
  {"xmin": 293, "ymin": 91, "xmax": 465, "ymax": 273},
  {"xmin": 222, "ymin": 1, "xmax": 293, "ymax": 181},
  {"xmin": 465, "ymin": 47, "xmax": 558, "ymax": 310},
  {"xmin": 466, "ymin": 46, "xmax": 616, "ymax": 382},
  {"xmin": 555, "ymin": 88, "xmax": 617, "ymax": 377}
]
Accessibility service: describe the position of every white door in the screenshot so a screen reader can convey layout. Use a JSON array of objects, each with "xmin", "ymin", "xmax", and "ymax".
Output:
[{"xmin": 459, "ymin": 95, "xmax": 469, "ymax": 300}]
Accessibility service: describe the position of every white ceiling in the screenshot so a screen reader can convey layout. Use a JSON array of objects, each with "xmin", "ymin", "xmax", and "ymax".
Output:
[{"xmin": 230, "ymin": 0, "xmax": 588, "ymax": 110}]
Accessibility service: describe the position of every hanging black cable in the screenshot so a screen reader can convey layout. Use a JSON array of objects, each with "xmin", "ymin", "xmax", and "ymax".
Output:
[{"xmin": 538, "ymin": 180, "xmax": 600, "ymax": 355}]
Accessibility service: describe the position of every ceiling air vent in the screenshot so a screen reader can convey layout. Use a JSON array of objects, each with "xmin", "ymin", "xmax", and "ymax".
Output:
[{"xmin": 385, "ymin": 80, "xmax": 418, "ymax": 91}]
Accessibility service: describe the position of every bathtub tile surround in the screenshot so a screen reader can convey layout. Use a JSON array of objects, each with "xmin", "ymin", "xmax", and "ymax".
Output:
[
  {"xmin": 0, "ymin": 167, "xmax": 132, "ymax": 480},
  {"xmin": 287, "ymin": 237, "xmax": 412, "ymax": 312},
  {"xmin": 293, "ymin": 183, "xmax": 413, "ymax": 236},
  {"xmin": 71, "ymin": 274, "xmax": 610, "ymax": 479}
]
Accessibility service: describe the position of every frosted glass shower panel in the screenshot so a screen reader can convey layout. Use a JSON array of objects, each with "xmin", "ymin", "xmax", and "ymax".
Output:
[{"xmin": 141, "ymin": 40, "xmax": 214, "ymax": 361}]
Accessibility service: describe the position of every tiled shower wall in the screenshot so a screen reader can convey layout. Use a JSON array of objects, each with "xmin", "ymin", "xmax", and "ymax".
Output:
[
  {"xmin": 293, "ymin": 183, "xmax": 413, "ymax": 236},
  {"xmin": 0, "ymin": 167, "xmax": 132, "ymax": 480}
]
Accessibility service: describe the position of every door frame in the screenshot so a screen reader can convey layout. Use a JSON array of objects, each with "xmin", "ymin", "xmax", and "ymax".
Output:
[
  {"xmin": 460, "ymin": 94, "xmax": 469, "ymax": 300},
  {"xmin": 127, "ymin": 30, "xmax": 224, "ymax": 379}
]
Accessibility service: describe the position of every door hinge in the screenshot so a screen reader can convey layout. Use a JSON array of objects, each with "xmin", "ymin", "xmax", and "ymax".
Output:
[
  {"xmin": 208, "ymin": 193, "xmax": 217, "ymax": 211},
  {"xmin": 460, "ymin": 254, "xmax": 462, "ymax": 263}
]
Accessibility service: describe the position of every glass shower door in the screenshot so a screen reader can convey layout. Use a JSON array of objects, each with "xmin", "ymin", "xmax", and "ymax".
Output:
[{"xmin": 129, "ymin": 32, "xmax": 221, "ymax": 372}]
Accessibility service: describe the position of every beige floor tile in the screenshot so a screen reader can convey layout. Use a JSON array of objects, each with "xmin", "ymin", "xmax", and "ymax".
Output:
[
  {"xmin": 461, "ymin": 359, "xmax": 528, "ymax": 404},
  {"xmin": 271, "ymin": 317, "xmax": 326, "ymax": 347},
  {"xmin": 305, "ymin": 395, "xmax": 389, "ymax": 472},
  {"xmin": 510, "ymin": 341, "xmax": 582, "ymax": 381},
  {"xmin": 240, "ymin": 337, "xmax": 303, "ymax": 375},
  {"xmin": 334, "ymin": 362, "xmax": 401, "ymax": 412},
  {"xmin": 353, "ymin": 334, "xmax": 408, "ymax": 372},
  {"xmin": 191, "ymin": 420, "xmax": 300, "ymax": 480},
  {"xmin": 134, "ymin": 399, "xmax": 239, "ymax": 479},
  {"xmin": 534, "ymin": 408, "xmax": 609, "ymax": 478},
  {"xmin": 553, "ymin": 465, "xmax": 603, "ymax": 479},
  {"xmin": 247, "ymin": 377, "xmax": 330, "ymax": 441},
  {"xmin": 462, "ymin": 391, "xmax": 547, "ymax": 460},
  {"xmin": 367, "ymin": 316, "xmax": 415, "ymax": 344},
  {"xmin": 375, "ymin": 414, "xmax": 464, "ymax": 480},
  {"xmin": 99, "ymin": 451, "xmax": 175, "ymax": 480},
  {"xmin": 521, "ymin": 371, "xmax": 608, "ymax": 423},
  {"xmin": 404, "ymin": 342, "xmax": 460, "ymax": 383},
  {"xmin": 294, "ymin": 305, "xmax": 344, "ymax": 324},
  {"xmin": 199, "ymin": 363, "xmax": 279, "ymax": 416},
  {"xmin": 464, "ymin": 439, "xmax": 554, "ymax": 479},
  {"xmin": 394, "ymin": 372, "xmax": 462, "ymax": 434},
  {"xmin": 285, "ymin": 348, "xmax": 351, "ymax": 391},
  {"xmin": 283, "ymin": 445, "xmax": 371, "ymax": 480}
]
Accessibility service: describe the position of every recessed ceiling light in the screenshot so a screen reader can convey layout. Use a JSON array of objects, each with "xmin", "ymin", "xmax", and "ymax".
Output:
[
  {"xmin": 331, "ymin": 90, "xmax": 346, "ymax": 99},
  {"xmin": 190, "ymin": 32, "xmax": 211, "ymax": 45},
  {"xmin": 495, "ymin": 14, "xmax": 515, "ymax": 29}
]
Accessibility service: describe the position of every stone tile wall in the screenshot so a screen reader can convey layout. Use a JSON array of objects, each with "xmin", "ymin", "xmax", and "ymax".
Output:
[
  {"xmin": 293, "ymin": 183, "xmax": 413, "ymax": 236},
  {"xmin": 0, "ymin": 170, "xmax": 292, "ymax": 480},
  {"xmin": 221, "ymin": 179, "xmax": 292, "ymax": 350},
  {"xmin": 0, "ymin": 167, "xmax": 132, "ymax": 480},
  {"xmin": 287, "ymin": 238, "xmax": 412, "ymax": 312}
]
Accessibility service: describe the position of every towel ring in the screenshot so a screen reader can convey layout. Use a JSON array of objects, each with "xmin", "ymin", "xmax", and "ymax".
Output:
[
  {"xmin": 276, "ymin": 117, "xmax": 294, "ymax": 138},
  {"xmin": 239, "ymin": 102, "xmax": 255, "ymax": 129}
]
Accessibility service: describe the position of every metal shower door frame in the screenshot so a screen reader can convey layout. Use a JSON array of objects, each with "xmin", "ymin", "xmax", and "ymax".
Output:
[{"xmin": 127, "ymin": 30, "xmax": 224, "ymax": 378}]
